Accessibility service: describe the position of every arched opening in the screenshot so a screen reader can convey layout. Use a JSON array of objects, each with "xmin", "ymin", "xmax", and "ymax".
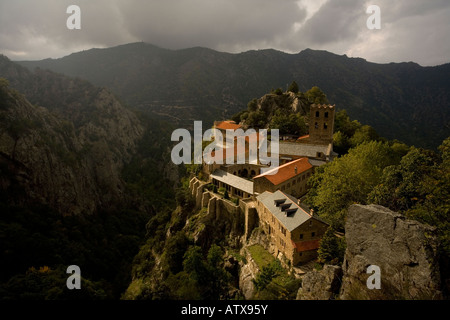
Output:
[{"xmin": 241, "ymin": 169, "xmax": 249, "ymax": 178}]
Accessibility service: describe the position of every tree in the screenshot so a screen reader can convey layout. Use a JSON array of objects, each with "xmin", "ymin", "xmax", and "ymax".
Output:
[
  {"xmin": 349, "ymin": 125, "xmax": 380, "ymax": 147},
  {"xmin": 368, "ymin": 138, "xmax": 450, "ymax": 282},
  {"xmin": 368, "ymin": 146, "xmax": 437, "ymax": 212},
  {"xmin": 245, "ymin": 110, "xmax": 266, "ymax": 129},
  {"xmin": 306, "ymin": 86, "xmax": 328, "ymax": 104},
  {"xmin": 333, "ymin": 131, "xmax": 350, "ymax": 155},
  {"xmin": 270, "ymin": 110, "xmax": 307, "ymax": 136},
  {"xmin": 305, "ymin": 141, "xmax": 397, "ymax": 230},
  {"xmin": 224, "ymin": 190, "xmax": 230, "ymax": 200},
  {"xmin": 164, "ymin": 232, "xmax": 189, "ymax": 274},
  {"xmin": 252, "ymin": 261, "xmax": 280, "ymax": 292},
  {"xmin": 247, "ymin": 98, "xmax": 258, "ymax": 112},
  {"xmin": 183, "ymin": 246, "xmax": 207, "ymax": 282},
  {"xmin": 317, "ymin": 227, "xmax": 346, "ymax": 265},
  {"xmin": 205, "ymin": 244, "xmax": 230, "ymax": 299},
  {"xmin": 334, "ymin": 109, "xmax": 360, "ymax": 137},
  {"xmin": 288, "ymin": 81, "xmax": 299, "ymax": 94},
  {"xmin": 271, "ymin": 88, "xmax": 283, "ymax": 95}
]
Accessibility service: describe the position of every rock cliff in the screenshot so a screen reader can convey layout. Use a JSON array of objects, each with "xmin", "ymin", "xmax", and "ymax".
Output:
[
  {"xmin": 0, "ymin": 57, "xmax": 144, "ymax": 215},
  {"xmin": 295, "ymin": 204, "xmax": 442, "ymax": 300},
  {"xmin": 339, "ymin": 204, "xmax": 442, "ymax": 299},
  {"xmin": 296, "ymin": 265, "xmax": 342, "ymax": 300}
]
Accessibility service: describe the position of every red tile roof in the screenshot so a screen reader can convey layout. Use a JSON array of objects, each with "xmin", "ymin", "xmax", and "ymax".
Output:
[
  {"xmin": 297, "ymin": 134, "xmax": 310, "ymax": 140},
  {"xmin": 210, "ymin": 130, "xmax": 263, "ymax": 161},
  {"xmin": 292, "ymin": 239, "xmax": 320, "ymax": 252},
  {"xmin": 214, "ymin": 120, "xmax": 242, "ymax": 131},
  {"xmin": 253, "ymin": 157, "xmax": 312, "ymax": 185},
  {"xmin": 210, "ymin": 143, "xmax": 248, "ymax": 162}
]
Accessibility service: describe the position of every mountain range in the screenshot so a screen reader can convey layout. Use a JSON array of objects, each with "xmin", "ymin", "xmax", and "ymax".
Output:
[{"xmin": 17, "ymin": 42, "xmax": 450, "ymax": 149}]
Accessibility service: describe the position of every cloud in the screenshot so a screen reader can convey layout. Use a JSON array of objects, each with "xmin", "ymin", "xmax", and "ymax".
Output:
[{"xmin": 0, "ymin": 0, "xmax": 448, "ymax": 66}]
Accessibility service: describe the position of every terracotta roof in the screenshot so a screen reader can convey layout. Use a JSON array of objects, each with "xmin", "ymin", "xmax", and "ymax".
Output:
[
  {"xmin": 214, "ymin": 120, "xmax": 242, "ymax": 131},
  {"xmin": 253, "ymin": 157, "xmax": 312, "ymax": 185},
  {"xmin": 209, "ymin": 141, "xmax": 249, "ymax": 162},
  {"xmin": 210, "ymin": 131, "xmax": 264, "ymax": 162},
  {"xmin": 297, "ymin": 134, "xmax": 310, "ymax": 140},
  {"xmin": 292, "ymin": 239, "xmax": 320, "ymax": 252}
]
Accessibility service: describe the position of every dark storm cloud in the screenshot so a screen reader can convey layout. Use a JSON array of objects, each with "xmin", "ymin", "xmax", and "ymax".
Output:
[
  {"xmin": 116, "ymin": 0, "xmax": 307, "ymax": 50},
  {"xmin": 0, "ymin": 0, "xmax": 449, "ymax": 66},
  {"xmin": 297, "ymin": 0, "xmax": 364, "ymax": 45}
]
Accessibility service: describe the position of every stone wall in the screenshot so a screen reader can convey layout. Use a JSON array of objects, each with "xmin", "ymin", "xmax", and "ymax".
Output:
[{"xmin": 189, "ymin": 176, "xmax": 208, "ymax": 208}]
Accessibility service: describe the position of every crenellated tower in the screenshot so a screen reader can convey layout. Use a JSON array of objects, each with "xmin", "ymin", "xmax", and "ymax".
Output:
[{"xmin": 308, "ymin": 104, "xmax": 335, "ymax": 145}]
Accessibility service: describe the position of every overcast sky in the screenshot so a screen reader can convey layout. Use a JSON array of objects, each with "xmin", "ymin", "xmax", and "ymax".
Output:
[{"xmin": 0, "ymin": 0, "xmax": 449, "ymax": 66}]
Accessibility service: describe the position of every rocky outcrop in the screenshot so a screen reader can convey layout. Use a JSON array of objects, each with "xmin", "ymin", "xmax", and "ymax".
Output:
[
  {"xmin": 0, "ymin": 64, "xmax": 144, "ymax": 215},
  {"xmin": 191, "ymin": 193, "xmax": 244, "ymax": 249},
  {"xmin": 250, "ymin": 91, "xmax": 308, "ymax": 125},
  {"xmin": 238, "ymin": 250, "xmax": 259, "ymax": 300},
  {"xmin": 339, "ymin": 204, "xmax": 442, "ymax": 300},
  {"xmin": 296, "ymin": 265, "xmax": 342, "ymax": 300}
]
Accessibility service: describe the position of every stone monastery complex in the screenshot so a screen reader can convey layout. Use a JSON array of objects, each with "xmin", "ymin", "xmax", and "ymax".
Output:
[{"xmin": 190, "ymin": 104, "xmax": 337, "ymax": 266}]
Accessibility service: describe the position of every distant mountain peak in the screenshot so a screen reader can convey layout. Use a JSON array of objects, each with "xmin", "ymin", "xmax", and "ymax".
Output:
[{"xmin": 13, "ymin": 43, "xmax": 450, "ymax": 148}]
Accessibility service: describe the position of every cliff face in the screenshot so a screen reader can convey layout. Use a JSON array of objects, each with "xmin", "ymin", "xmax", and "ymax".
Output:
[
  {"xmin": 339, "ymin": 204, "xmax": 442, "ymax": 300},
  {"xmin": 296, "ymin": 265, "xmax": 342, "ymax": 300},
  {"xmin": 296, "ymin": 204, "xmax": 443, "ymax": 300},
  {"xmin": 0, "ymin": 58, "xmax": 144, "ymax": 215}
]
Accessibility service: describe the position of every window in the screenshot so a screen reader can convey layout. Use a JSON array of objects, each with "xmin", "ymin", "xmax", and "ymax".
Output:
[
  {"xmin": 309, "ymin": 221, "xmax": 312, "ymax": 227},
  {"xmin": 315, "ymin": 111, "xmax": 320, "ymax": 118},
  {"xmin": 311, "ymin": 232, "xmax": 316, "ymax": 237},
  {"xmin": 299, "ymin": 252, "xmax": 303, "ymax": 256},
  {"xmin": 314, "ymin": 122, "xmax": 318, "ymax": 129},
  {"xmin": 325, "ymin": 111, "xmax": 329, "ymax": 118},
  {"xmin": 324, "ymin": 123, "xmax": 328, "ymax": 129},
  {"xmin": 300, "ymin": 234, "xmax": 303, "ymax": 240}
]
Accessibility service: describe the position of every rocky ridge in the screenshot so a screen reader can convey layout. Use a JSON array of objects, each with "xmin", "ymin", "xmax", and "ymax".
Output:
[{"xmin": 0, "ymin": 56, "xmax": 144, "ymax": 215}]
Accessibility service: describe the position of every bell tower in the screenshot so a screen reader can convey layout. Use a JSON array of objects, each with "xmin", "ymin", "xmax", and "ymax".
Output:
[{"xmin": 309, "ymin": 104, "xmax": 335, "ymax": 144}]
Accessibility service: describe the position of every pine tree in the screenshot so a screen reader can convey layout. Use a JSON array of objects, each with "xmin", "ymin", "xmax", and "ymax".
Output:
[
  {"xmin": 317, "ymin": 227, "xmax": 345, "ymax": 265},
  {"xmin": 288, "ymin": 81, "xmax": 299, "ymax": 93}
]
